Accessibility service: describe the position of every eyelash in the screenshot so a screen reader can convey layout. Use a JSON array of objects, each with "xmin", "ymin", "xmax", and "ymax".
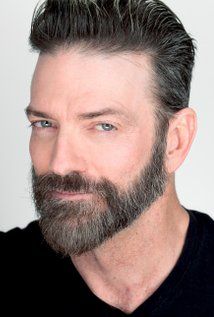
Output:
[
  {"xmin": 28, "ymin": 120, "xmax": 54, "ymax": 129},
  {"xmin": 28, "ymin": 120, "xmax": 118, "ymax": 132}
]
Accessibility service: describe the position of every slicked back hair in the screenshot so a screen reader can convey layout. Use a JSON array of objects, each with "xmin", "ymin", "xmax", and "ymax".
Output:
[{"xmin": 29, "ymin": 0, "xmax": 196, "ymax": 131}]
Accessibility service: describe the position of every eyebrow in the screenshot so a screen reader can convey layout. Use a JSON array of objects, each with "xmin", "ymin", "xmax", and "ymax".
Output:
[
  {"xmin": 25, "ymin": 106, "xmax": 50, "ymax": 119},
  {"xmin": 77, "ymin": 107, "xmax": 128, "ymax": 120},
  {"xmin": 25, "ymin": 105, "xmax": 130, "ymax": 121}
]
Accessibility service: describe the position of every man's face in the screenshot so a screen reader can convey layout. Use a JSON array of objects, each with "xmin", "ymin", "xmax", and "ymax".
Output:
[{"xmin": 28, "ymin": 49, "xmax": 168, "ymax": 256}]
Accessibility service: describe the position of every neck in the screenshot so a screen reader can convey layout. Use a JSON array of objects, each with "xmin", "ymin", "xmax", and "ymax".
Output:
[{"xmin": 70, "ymin": 185, "xmax": 190, "ymax": 313}]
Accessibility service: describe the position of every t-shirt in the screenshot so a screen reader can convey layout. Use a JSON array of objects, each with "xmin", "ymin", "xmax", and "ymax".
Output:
[{"xmin": 0, "ymin": 208, "xmax": 214, "ymax": 316}]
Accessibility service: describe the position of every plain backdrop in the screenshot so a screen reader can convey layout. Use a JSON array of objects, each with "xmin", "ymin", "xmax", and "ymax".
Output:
[{"xmin": 0, "ymin": 0, "xmax": 213, "ymax": 231}]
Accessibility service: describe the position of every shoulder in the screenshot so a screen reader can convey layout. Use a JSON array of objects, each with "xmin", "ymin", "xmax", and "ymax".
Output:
[
  {"xmin": 189, "ymin": 209, "xmax": 214, "ymax": 234},
  {"xmin": 186, "ymin": 208, "xmax": 214, "ymax": 277},
  {"xmin": 0, "ymin": 220, "xmax": 39, "ymax": 238},
  {"xmin": 0, "ymin": 220, "xmax": 40, "ymax": 245},
  {"xmin": 0, "ymin": 220, "xmax": 55, "ymax": 259},
  {"xmin": 0, "ymin": 222, "xmax": 74, "ymax": 314},
  {"xmin": 188, "ymin": 209, "xmax": 214, "ymax": 250}
]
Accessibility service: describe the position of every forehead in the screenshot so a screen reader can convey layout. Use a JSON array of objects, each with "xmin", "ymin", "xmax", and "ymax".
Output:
[{"xmin": 31, "ymin": 49, "xmax": 156, "ymax": 119}]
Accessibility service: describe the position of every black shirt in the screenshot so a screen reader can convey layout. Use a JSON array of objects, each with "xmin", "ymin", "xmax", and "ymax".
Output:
[{"xmin": 1, "ymin": 208, "xmax": 214, "ymax": 316}]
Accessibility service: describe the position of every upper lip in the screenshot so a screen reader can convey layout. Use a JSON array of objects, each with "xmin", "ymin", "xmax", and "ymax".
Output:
[{"xmin": 54, "ymin": 191, "xmax": 89, "ymax": 195}]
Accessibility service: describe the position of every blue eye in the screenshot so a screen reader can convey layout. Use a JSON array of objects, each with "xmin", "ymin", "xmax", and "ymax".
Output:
[
  {"xmin": 29, "ymin": 120, "xmax": 52, "ymax": 128},
  {"xmin": 96, "ymin": 123, "xmax": 116, "ymax": 132}
]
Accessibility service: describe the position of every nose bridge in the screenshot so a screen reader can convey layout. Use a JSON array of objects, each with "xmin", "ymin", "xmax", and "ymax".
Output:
[{"xmin": 49, "ymin": 127, "xmax": 86, "ymax": 175}]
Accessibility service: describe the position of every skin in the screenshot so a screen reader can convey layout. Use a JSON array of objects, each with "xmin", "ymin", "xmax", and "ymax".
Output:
[{"xmin": 27, "ymin": 48, "xmax": 197, "ymax": 314}]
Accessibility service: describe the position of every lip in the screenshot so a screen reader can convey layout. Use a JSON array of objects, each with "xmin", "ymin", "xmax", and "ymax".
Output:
[{"xmin": 52, "ymin": 191, "xmax": 92, "ymax": 200}]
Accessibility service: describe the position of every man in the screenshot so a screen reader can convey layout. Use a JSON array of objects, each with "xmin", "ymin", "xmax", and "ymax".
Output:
[{"xmin": 1, "ymin": 0, "xmax": 214, "ymax": 316}]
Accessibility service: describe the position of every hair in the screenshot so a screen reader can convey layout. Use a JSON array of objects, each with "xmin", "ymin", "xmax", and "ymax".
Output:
[{"xmin": 29, "ymin": 0, "xmax": 196, "ymax": 132}]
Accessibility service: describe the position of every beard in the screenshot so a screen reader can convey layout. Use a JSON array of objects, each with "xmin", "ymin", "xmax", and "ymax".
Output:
[{"xmin": 31, "ymin": 125, "xmax": 168, "ymax": 257}]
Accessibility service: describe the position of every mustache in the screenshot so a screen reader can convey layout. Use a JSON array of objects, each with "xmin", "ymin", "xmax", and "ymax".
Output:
[{"xmin": 31, "ymin": 169, "xmax": 119, "ymax": 199}]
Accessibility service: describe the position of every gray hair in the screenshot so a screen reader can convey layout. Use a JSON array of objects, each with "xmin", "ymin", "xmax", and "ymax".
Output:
[{"xmin": 30, "ymin": 0, "xmax": 196, "ymax": 125}]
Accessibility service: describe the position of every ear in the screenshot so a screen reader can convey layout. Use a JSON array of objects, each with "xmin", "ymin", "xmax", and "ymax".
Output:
[{"xmin": 165, "ymin": 108, "xmax": 197, "ymax": 173}]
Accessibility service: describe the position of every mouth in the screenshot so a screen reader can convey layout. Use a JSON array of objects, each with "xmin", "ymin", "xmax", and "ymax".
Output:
[{"xmin": 51, "ymin": 190, "xmax": 92, "ymax": 200}]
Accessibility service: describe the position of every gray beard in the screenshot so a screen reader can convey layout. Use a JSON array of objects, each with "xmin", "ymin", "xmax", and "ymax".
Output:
[{"xmin": 31, "ymin": 127, "xmax": 168, "ymax": 257}]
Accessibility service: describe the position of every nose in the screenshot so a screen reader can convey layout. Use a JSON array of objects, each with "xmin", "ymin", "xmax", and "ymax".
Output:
[{"xmin": 49, "ymin": 131, "xmax": 87, "ymax": 176}]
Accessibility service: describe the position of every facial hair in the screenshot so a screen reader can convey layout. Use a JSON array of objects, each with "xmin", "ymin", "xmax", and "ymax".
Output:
[{"xmin": 31, "ymin": 127, "xmax": 168, "ymax": 257}]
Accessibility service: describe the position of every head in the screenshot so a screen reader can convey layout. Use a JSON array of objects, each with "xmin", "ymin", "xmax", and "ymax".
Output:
[{"xmin": 27, "ymin": 0, "xmax": 197, "ymax": 256}]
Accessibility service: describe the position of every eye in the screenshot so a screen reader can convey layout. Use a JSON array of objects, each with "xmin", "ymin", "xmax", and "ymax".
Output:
[
  {"xmin": 29, "ymin": 120, "xmax": 53, "ymax": 129},
  {"xmin": 95, "ymin": 123, "xmax": 117, "ymax": 132}
]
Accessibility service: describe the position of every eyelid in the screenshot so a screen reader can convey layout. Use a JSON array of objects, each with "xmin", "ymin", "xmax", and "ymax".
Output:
[
  {"xmin": 95, "ymin": 123, "xmax": 118, "ymax": 131},
  {"xmin": 93, "ymin": 120, "xmax": 119, "ymax": 127},
  {"xmin": 28, "ymin": 119, "xmax": 55, "ymax": 128},
  {"xmin": 28, "ymin": 120, "xmax": 119, "ymax": 131}
]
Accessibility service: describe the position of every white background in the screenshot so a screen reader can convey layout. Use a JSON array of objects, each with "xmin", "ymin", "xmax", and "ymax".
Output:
[{"xmin": 0, "ymin": 0, "xmax": 213, "ymax": 231}]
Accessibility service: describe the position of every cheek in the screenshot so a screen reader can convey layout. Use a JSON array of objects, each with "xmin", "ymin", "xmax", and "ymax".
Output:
[
  {"xmin": 29, "ymin": 135, "xmax": 52, "ymax": 173},
  {"xmin": 90, "ymin": 132, "xmax": 152, "ymax": 186}
]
